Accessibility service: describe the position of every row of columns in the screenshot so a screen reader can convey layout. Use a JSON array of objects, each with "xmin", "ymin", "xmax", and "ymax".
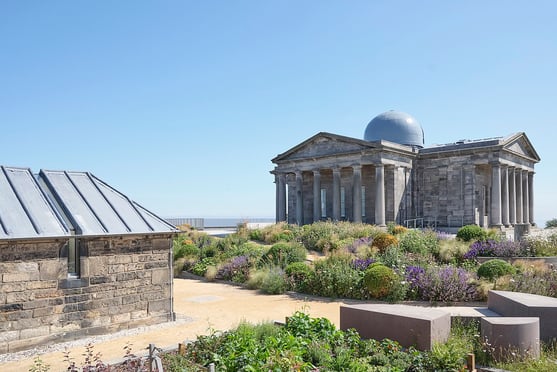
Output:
[
  {"xmin": 491, "ymin": 164, "xmax": 535, "ymax": 227},
  {"xmin": 275, "ymin": 164, "xmax": 388, "ymax": 226}
]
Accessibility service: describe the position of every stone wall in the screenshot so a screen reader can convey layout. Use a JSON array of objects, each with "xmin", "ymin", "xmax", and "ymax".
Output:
[{"xmin": 0, "ymin": 235, "xmax": 173, "ymax": 354}]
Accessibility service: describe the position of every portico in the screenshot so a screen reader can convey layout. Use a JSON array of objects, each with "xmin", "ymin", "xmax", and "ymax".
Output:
[{"xmin": 271, "ymin": 111, "xmax": 540, "ymax": 232}]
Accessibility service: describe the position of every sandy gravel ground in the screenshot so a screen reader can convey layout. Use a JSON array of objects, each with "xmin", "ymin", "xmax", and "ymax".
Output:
[{"xmin": 1, "ymin": 278, "xmax": 346, "ymax": 371}]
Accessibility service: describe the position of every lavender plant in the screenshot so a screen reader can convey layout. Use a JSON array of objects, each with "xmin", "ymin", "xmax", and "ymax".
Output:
[
  {"xmin": 216, "ymin": 255, "xmax": 250, "ymax": 283},
  {"xmin": 405, "ymin": 265, "xmax": 478, "ymax": 302}
]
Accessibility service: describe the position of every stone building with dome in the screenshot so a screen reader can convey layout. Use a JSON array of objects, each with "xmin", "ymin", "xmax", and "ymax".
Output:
[{"xmin": 271, "ymin": 111, "xmax": 540, "ymax": 233}]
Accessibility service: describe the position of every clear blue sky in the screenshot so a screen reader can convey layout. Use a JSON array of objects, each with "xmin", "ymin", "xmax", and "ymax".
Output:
[{"xmin": 1, "ymin": 1, "xmax": 556, "ymax": 225}]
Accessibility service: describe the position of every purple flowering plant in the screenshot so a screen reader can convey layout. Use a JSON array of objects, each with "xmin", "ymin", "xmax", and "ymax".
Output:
[
  {"xmin": 464, "ymin": 239, "xmax": 530, "ymax": 260},
  {"xmin": 217, "ymin": 255, "xmax": 250, "ymax": 283},
  {"xmin": 405, "ymin": 265, "xmax": 477, "ymax": 302},
  {"xmin": 351, "ymin": 258, "xmax": 375, "ymax": 271}
]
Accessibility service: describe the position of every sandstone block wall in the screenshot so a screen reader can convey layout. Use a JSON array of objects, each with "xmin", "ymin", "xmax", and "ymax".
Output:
[{"xmin": 0, "ymin": 235, "xmax": 173, "ymax": 354}]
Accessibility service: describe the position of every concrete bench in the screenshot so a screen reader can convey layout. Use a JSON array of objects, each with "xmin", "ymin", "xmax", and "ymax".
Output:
[
  {"xmin": 488, "ymin": 290, "xmax": 557, "ymax": 342},
  {"xmin": 481, "ymin": 317, "xmax": 540, "ymax": 361},
  {"xmin": 340, "ymin": 304, "xmax": 450, "ymax": 351}
]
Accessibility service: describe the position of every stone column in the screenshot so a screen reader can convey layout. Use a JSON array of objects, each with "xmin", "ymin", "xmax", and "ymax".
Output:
[
  {"xmin": 501, "ymin": 166, "xmax": 510, "ymax": 227},
  {"xmin": 523, "ymin": 169, "xmax": 529, "ymax": 225},
  {"xmin": 313, "ymin": 170, "xmax": 321, "ymax": 223},
  {"xmin": 529, "ymin": 172, "xmax": 535, "ymax": 226},
  {"xmin": 516, "ymin": 169, "xmax": 523, "ymax": 224},
  {"xmin": 509, "ymin": 167, "xmax": 516, "ymax": 225},
  {"xmin": 490, "ymin": 163, "xmax": 502, "ymax": 227},
  {"xmin": 375, "ymin": 164, "xmax": 386, "ymax": 227},
  {"xmin": 276, "ymin": 173, "xmax": 287, "ymax": 222},
  {"xmin": 295, "ymin": 171, "xmax": 303, "ymax": 225},
  {"xmin": 352, "ymin": 165, "xmax": 362, "ymax": 223},
  {"xmin": 332, "ymin": 168, "xmax": 341, "ymax": 221}
]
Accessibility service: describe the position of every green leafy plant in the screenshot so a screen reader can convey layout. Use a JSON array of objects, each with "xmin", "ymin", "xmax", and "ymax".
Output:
[
  {"xmin": 456, "ymin": 224, "xmax": 487, "ymax": 242},
  {"xmin": 285, "ymin": 261, "xmax": 314, "ymax": 292},
  {"xmin": 363, "ymin": 264, "xmax": 399, "ymax": 299},
  {"xmin": 29, "ymin": 356, "xmax": 50, "ymax": 372},
  {"xmin": 260, "ymin": 266, "xmax": 287, "ymax": 294},
  {"xmin": 309, "ymin": 253, "xmax": 365, "ymax": 299},
  {"xmin": 546, "ymin": 218, "xmax": 557, "ymax": 229},
  {"xmin": 262, "ymin": 241, "xmax": 307, "ymax": 268},
  {"xmin": 477, "ymin": 259, "xmax": 516, "ymax": 282}
]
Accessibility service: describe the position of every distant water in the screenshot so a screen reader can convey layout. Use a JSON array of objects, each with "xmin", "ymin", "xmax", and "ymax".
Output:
[
  {"xmin": 204, "ymin": 217, "xmax": 275, "ymax": 228},
  {"xmin": 165, "ymin": 217, "xmax": 275, "ymax": 228}
]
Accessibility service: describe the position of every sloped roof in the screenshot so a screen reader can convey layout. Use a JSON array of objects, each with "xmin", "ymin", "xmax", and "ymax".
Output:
[
  {"xmin": 0, "ymin": 166, "xmax": 69, "ymax": 239},
  {"xmin": 420, "ymin": 132, "xmax": 540, "ymax": 163},
  {"xmin": 0, "ymin": 166, "xmax": 177, "ymax": 240},
  {"xmin": 272, "ymin": 132, "xmax": 416, "ymax": 164}
]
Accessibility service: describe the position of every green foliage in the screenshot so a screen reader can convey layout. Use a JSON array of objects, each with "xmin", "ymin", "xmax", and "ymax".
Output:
[
  {"xmin": 260, "ymin": 266, "xmax": 287, "ymax": 294},
  {"xmin": 299, "ymin": 221, "xmax": 379, "ymax": 252},
  {"xmin": 191, "ymin": 257, "xmax": 216, "ymax": 277},
  {"xmin": 456, "ymin": 224, "xmax": 487, "ymax": 242},
  {"xmin": 172, "ymin": 234, "xmax": 201, "ymax": 260},
  {"xmin": 29, "ymin": 357, "xmax": 50, "ymax": 372},
  {"xmin": 363, "ymin": 264, "xmax": 399, "ymax": 299},
  {"xmin": 437, "ymin": 239, "xmax": 470, "ymax": 263},
  {"xmin": 262, "ymin": 241, "xmax": 307, "ymax": 268},
  {"xmin": 398, "ymin": 229, "xmax": 439, "ymax": 256},
  {"xmin": 523, "ymin": 233, "xmax": 557, "ymax": 256},
  {"xmin": 477, "ymin": 259, "xmax": 516, "ymax": 281},
  {"xmin": 285, "ymin": 262, "xmax": 314, "ymax": 292},
  {"xmin": 249, "ymin": 221, "xmax": 296, "ymax": 243},
  {"xmin": 309, "ymin": 254, "xmax": 366, "ymax": 299},
  {"xmin": 546, "ymin": 218, "xmax": 557, "ymax": 229}
]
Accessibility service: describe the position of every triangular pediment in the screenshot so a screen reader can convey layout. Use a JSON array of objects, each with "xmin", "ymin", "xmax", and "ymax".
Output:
[
  {"xmin": 502, "ymin": 133, "xmax": 541, "ymax": 162},
  {"xmin": 272, "ymin": 132, "xmax": 376, "ymax": 162}
]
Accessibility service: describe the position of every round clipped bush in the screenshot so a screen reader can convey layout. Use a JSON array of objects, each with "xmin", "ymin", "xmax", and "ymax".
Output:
[
  {"xmin": 263, "ymin": 242, "xmax": 307, "ymax": 268},
  {"xmin": 372, "ymin": 232, "xmax": 399, "ymax": 253},
  {"xmin": 363, "ymin": 264, "xmax": 398, "ymax": 299},
  {"xmin": 477, "ymin": 259, "xmax": 516, "ymax": 281},
  {"xmin": 456, "ymin": 225, "xmax": 487, "ymax": 242}
]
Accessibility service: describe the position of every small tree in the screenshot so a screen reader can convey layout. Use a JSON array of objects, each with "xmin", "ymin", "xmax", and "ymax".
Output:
[
  {"xmin": 477, "ymin": 259, "xmax": 515, "ymax": 289},
  {"xmin": 546, "ymin": 218, "xmax": 557, "ymax": 229}
]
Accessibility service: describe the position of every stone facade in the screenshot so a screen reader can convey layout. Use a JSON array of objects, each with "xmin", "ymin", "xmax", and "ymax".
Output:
[
  {"xmin": 272, "ymin": 131, "xmax": 540, "ymax": 232},
  {"xmin": 0, "ymin": 235, "xmax": 173, "ymax": 354}
]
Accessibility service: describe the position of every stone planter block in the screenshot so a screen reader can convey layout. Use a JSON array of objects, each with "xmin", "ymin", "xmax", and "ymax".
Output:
[
  {"xmin": 488, "ymin": 290, "xmax": 557, "ymax": 342},
  {"xmin": 481, "ymin": 317, "xmax": 540, "ymax": 360},
  {"xmin": 340, "ymin": 304, "xmax": 450, "ymax": 351}
]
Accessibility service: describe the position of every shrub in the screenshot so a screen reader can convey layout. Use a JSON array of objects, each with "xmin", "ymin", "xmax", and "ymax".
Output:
[
  {"xmin": 309, "ymin": 254, "xmax": 366, "ymax": 299},
  {"xmin": 299, "ymin": 221, "xmax": 379, "ymax": 252},
  {"xmin": 363, "ymin": 264, "xmax": 399, "ymax": 299},
  {"xmin": 457, "ymin": 224, "xmax": 487, "ymax": 242},
  {"xmin": 398, "ymin": 229, "xmax": 438, "ymax": 256},
  {"xmin": 372, "ymin": 232, "xmax": 399, "ymax": 253},
  {"xmin": 437, "ymin": 239, "xmax": 470, "ymax": 263},
  {"xmin": 477, "ymin": 259, "xmax": 516, "ymax": 282},
  {"xmin": 406, "ymin": 265, "xmax": 478, "ymax": 302},
  {"xmin": 260, "ymin": 266, "xmax": 287, "ymax": 294},
  {"xmin": 523, "ymin": 233, "xmax": 557, "ymax": 256},
  {"xmin": 343, "ymin": 236, "xmax": 372, "ymax": 254},
  {"xmin": 464, "ymin": 239, "xmax": 530, "ymax": 260},
  {"xmin": 285, "ymin": 262, "xmax": 314, "ymax": 292},
  {"xmin": 504, "ymin": 268, "xmax": 557, "ymax": 297},
  {"xmin": 546, "ymin": 218, "xmax": 557, "ymax": 229},
  {"xmin": 191, "ymin": 257, "xmax": 216, "ymax": 277},
  {"xmin": 216, "ymin": 255, "xmax": 251, "ymax": 283},
  {"xmin": 262, "ymin": 241, "xmax": 307, "ymax": 268}
]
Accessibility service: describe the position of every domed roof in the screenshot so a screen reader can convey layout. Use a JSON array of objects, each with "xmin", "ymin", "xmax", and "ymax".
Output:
[{"xmin": 364, "ymin": 110, "xmax": 424, "ymax": 148}]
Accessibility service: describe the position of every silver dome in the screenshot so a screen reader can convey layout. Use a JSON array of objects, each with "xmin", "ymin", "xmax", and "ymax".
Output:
[{"xmin": 364, "ymin": 110, "xmax": 424, "ymax": 148}]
